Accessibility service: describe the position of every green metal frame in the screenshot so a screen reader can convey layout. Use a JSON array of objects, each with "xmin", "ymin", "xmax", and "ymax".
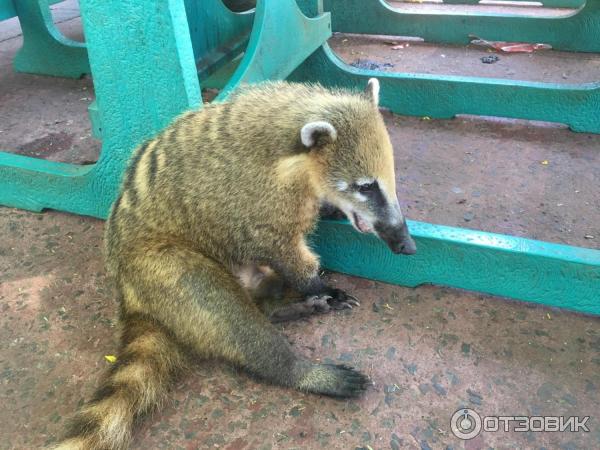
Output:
[
  {"xmin": 397, "ymin": 0, "xmax": 585, "ymax": 7},
  {"xmin": 6, "ymin": 0, "xmax": 89, "ymax": 78},
  {"xmin": 326, "ymin": 0, "xmax": 599, "ymax": 53},
  {"xmin": 312, "ymin": 220, "xmax": 600, "ymax": 313},
  {"xmin": 294, "ymin": 43, "xmax": 600, "ymax": 132},
  {"xmin": 0, "ymin": 0, "xmax": 598, "ymax": 314},
  {"xmin": 0, "ymin": 0, "xmax": 329, "ymax": 216},
  {"xmin": 322, "ymin": 0, "xmax": 600, "ymax": 133},
  {"xmin": 0, "ymin": 0, "xmax": 59, "ymax": 21}
]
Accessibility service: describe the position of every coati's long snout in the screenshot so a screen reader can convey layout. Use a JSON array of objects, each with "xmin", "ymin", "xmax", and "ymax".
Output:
[
  {"xmin": 324, "ymin": 185, "xmax": 417, "ymax": 256},
  {"xmin": 373, "ymin": 198, "xmax": 416, "ymax": 255},
  {"xmin": 375, "ymin": 219, "xmax": 416, "ymax": 255},
  {"xmin": 348, "ymin": 190, "xmax": 417, "ymax": 255}
]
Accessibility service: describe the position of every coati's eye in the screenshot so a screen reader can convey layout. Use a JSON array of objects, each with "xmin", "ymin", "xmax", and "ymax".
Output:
[{"xmin": 357, "ymin": 181, "xmax": 377, "ymax": 193}]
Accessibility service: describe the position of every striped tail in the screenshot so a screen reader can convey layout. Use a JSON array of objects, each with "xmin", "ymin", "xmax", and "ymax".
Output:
[{"xmin": 53, "ymin": 314, "xmax": 186, "ymax": 450}]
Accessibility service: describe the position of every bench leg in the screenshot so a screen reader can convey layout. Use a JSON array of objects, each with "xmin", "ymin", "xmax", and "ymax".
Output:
[
  {"xmin": 292, "ymin": 44, "xmax": 600, "ymax": 133},
  {"xmin": 1, "ymin": 0, "xmax": 201, "ymax": 217},
  {"xmin": 217, "ymin": 0, "xmax": 331, "ymax": 99},
  {"xmin": 13, "ymin": 0, "xmax": 89, "ymax": 78}
]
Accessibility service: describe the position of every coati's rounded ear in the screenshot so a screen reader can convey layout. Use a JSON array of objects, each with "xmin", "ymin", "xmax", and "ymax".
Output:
[
  {"xmin": 300, "ymin": 121, "xmax": 337, "ymax": 149},
  {"xmin": 365, "ymin": 78, "xmax": 380, "ymax": 107}
]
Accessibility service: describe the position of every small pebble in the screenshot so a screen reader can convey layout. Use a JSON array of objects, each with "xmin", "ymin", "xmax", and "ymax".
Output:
[
  {"xmin": 467, "ymin": 388, "xmax": 483, "ymax": 405},
  {"xmin": 432, "ymin": 382, "xmax": 447, "ymax": 396},
  {"xmin": 481, "ymin": 55, "xmax": 499, "ymax": 64}
]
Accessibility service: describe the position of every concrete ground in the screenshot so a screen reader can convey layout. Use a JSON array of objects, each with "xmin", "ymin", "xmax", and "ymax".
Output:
[{"xmin": 1, "ymin": 2, "xmax": 599, "ymax": 450}]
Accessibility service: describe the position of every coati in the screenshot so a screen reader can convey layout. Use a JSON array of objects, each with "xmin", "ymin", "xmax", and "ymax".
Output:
[{"xmin": 53, "ymin": 78, "xmax": 416, "ymax": 449}]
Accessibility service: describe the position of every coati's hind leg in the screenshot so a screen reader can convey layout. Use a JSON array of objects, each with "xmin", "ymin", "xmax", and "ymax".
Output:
[
  {"xmin": 123, "ymin": 244, "xmax": 369, "ymax": 398},
  {"xmin": 235, "ymin": 264, "xmax": 358, "ymax": 322},
  {"xmin": 234, "ymin": 264, "xmax": 285, "ymax": 301}
]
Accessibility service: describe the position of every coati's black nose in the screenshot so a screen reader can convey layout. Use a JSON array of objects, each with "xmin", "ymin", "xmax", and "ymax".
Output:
[
  {"xmin": 375, "ymin": 221, "xmax": 417, "ymax": 255},
  {"xmin": 399, "ymin": 238, "xmax": 417, "ymax": 255}
]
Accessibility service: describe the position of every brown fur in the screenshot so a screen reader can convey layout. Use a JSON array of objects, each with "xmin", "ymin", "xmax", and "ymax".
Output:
[{"xmin": 53, "ymin": 81, "xmax": 402, "ymax": 449}]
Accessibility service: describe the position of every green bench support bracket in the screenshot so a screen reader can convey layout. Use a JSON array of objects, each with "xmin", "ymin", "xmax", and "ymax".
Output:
[
  {"xmin": 291, "ymin": 44, "xmax": 600, "ymax": 133},
  {"xmin": 0, "ymin": 0, "xmax": 330, "ymax": 217},
  {"xmin": 0, "ymin": 0, "xmax": 57, "ymax": 21},
  {"xmin": 86, "ymin": 0, "xmax": 256, "ymax": 140},
  {"xmin": 325, "ymin": 0, "xmax": 600, "ymax": 53},
  {"xmin": 312, "ymin": 220, "xmax": 600, "ymax": 315},
  {"xmin": 216, "ymin": 0, "xmax": 331, "ymax": 99},
  {"xmin": 1, "ymin": 0, "xmax": 598, "ymax": 315},
  {"xmin": 13, "ymin": 0, "xmax": 89, "ymax": 78}
]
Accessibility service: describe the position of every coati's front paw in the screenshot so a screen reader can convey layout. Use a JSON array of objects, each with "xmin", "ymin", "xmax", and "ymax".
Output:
[
  {"xmin": 311, "ymin": 288, "xmax": 360, "ymax": 311},
  {"xmin": 298, "ymin": 364, "xmax": 370, "ymax": 398},
  {"xmin": 268, "ymin": 295, "xmax": 330, "ymax": 323},
  {"xmin": 268, "ymin": 291, "xmax": 358, "ymax": 323}
]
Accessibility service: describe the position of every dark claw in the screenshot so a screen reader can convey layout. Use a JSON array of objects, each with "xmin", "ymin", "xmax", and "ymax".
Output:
[
  {"xmin": 324, "ymin": 288, "xmax": 360, "ymax": 311},
  {"xmin": 345, "ymin": 294, "xmax": 360, "ymax": 306},
  {"xmin": 323, "ymin": 364, "xmax": 370, "ymax": 398},
  {"xmin": 271, "ymin": 290, "xmax": 358, "ymax": 322}
]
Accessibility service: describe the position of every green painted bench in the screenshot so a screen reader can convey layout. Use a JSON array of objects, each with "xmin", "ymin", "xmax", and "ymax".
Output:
[
  {"xmin": 393, "ymin": 0, "xmax": 585, "ymax": 8},
  {"xmin": 0, "ymin": 0, "xmax": 598, "ymax": 314},
  {"xmin": 327, "ymin": 0, "xmax": 600, "ymax": 55},
  {"xmin": 1, "ymin": 0, "xmax": 55, "ymax": 20},
  {"xmin": 1, "ymin": 0, "xmax": 88, "ymax": 77},
  {"xmin": 324, "ymin": 0, "xmax": 600, "ymax": 133}
]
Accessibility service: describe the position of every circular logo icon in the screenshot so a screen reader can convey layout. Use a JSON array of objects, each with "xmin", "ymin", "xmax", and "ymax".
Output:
[{"xmin": 451, "ymin": 408, "xmax": 482, "ymax": 440}]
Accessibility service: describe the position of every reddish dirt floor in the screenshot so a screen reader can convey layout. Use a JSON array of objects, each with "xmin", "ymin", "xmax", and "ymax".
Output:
[{"xmin": 1, "ymin": 2, "xmax": 599, "ymax": 449}]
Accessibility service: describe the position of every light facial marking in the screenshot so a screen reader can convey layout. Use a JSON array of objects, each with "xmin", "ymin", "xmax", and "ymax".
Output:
[
  {"xmin": 328, "ymin": 194, "xmax": 377, "ymax": 235},
  {"xmin": 389, "ymin": 212, "xmax": 402, "ymax": 226},
  {"xmin": 353, "ymin": 192, "xmax": 368, "ymax": 202},
  {"xmin": 336, "ymin": 180, "xmax": 348, "ymax": 191},
  {"xmin": 377, "ymin": 181, "xmax": 404, "ymax": 225},
  {"xmin": 356, "ymin": 177, "xmax": 375, "ymax": 186}
]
